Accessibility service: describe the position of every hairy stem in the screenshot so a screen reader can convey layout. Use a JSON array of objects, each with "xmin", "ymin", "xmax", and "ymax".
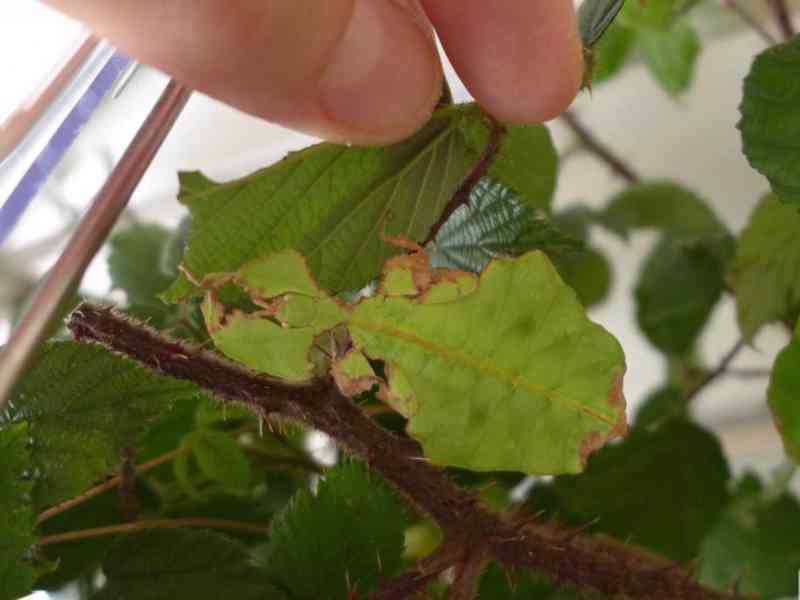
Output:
[
  {"xmin": 38, "ymin": 517, "xmax": 270, "ymax": 546},
  {"xmin": 36, "ymin": 446, "xmax": 189, "ymax": 525},
  {"xmin": 67, "ymin": 304, "xmax": 735, "ymax": 600},
  {"xmin": 561, "ymin": 111, "xmax": 640, "ymax": 183}
]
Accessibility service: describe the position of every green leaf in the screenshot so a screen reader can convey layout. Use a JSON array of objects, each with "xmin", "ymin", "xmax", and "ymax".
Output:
[
  {"xmin": 592, "ymin": 23, "xmax": 635, "ymax": 84},
  {"xmin": 2, "ymin": 342, "xmax": 208, "ymax": 509},
  {"xmin": 488, "ymin": 125, "xmax": 558, "ymax": 212},
  {"xmin": 258, "ymin": 461, "xmax": 408, "ymax": 600},
  {"xmin": 161, "ymin": 216, "xmax": 191, "ymax": 280},
  {"xmin": 0, "ymin": 423, "xmax": 37, "ymax": 600},
  {"xmin": 427, "ymin": 179, "xmax": 583, "ymax": 273},
  {"xmin": 635, "ymin": 235, "xmax": 733, "ymax": 355},
  {"xmin": 350, "ymin": 251, "xmax": 627, "ymax": 474},
  {"xmin": 739, "ymin": 36, "xmax": 800, "ymax": 205},
  {"xmin": 620, "ymin": 0, "xmax": 700, "ymax": 30},
  {"xmin": 700, "ymin": 474, "xmax": 800, "ymax": 598},
  {"xmin": 728, "ymin": 195, "xmax": 800, "ymax": 338},
  {"xmin": 163, "ymin": 105, "xmax": 492, "ymax": 301},
  {"xmin": 579, "ymin": 0, "xmax": 626, "ymax": 47},
  {"xmin": 93, "ymin": 529, "xmax": 284, "ymax": 600},
  {"xmin": 108, "ymin": 224, "xmax": 175, "ymax": 309},
  {"xmin": 532, "ymin": 419, "xmax": 729, "ymax": 562},
  {"xmin": 600, "ymin": 182, "xmax": 726, "ymax": 240},
  {"xmin": 638, "ymin": 23, "xmax": 700, "ymax": 96},
  {"xmin": 552, "ymin": 248, "xmax": 612, "ymax": 308},
  {"xmin": 634, "ymin": 385, "xmax": 688, "ymax": 429},
  {"xmin": 767, "ymin": 336, "xmax": 800, "ymax": 462},
  {"xmin": 478, "ymin": 563, "xmax": 566, "ymax": 599},
  {"xmin": 37, "ymin": 490, "xmax": 123, "ymax": 590},
  {"xmin": 187, "ymin": 430, "xmax": 251, "ymax": 491}
]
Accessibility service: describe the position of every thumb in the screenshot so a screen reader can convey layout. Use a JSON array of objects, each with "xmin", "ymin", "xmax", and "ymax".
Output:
[{"xmin": 44, "ymin": 0, "xmax": 443, "ymax": 145}]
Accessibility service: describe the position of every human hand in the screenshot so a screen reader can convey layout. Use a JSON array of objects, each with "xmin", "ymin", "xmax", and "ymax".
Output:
[{"xmin": 44, "ymin": 0, "xmax": 582, "ymax": 145}]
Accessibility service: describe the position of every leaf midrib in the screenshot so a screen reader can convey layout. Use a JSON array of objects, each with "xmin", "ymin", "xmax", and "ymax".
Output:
[{"xmin": 350, "ymin": 316, "xmax": 616, "ymax": 426}]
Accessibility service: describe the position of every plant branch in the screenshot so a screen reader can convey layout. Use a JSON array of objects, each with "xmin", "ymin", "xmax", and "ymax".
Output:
[
  {"xmin": 67, "ymin": 304, "xmax": 736, "ymax": 600},
  {"xmin": 686, "ymin": 340, "xmax": 746, "ymax": 402},
  {"xmin": 38, "ymin": 517, "xmax": 270, "ymax": 546},
  {"xmin": 727, "ymin": 367, "xmax": 771, "ymax": 379},
  {"xmin": 722, "ymin": 0, "xmax": 778, "ymax": 45},
  {"xmin": 36, "ymin": 446, "xmax": 189, "ymax": 525},
  {"xmin": 767, "ymin": 0, "xmax": 796, "ymax": 40},
  {"xmin": 423, "ymin": 118, "xmax": 505, "ymax": 245},
  {"xmin": 561, "ymin": 111, "xmax": 640, "ymax": 183}
]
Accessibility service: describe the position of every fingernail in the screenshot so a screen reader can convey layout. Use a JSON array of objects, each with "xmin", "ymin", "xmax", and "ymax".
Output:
[{"xmin": 319, "ymin": 0, "xmax": 441, "ymax": 143}]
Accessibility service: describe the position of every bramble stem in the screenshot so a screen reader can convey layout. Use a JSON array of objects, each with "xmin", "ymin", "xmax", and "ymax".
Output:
[
  {"xmin": 38, "ymin": 517, "xmax": 270, "ymax": 546},
  {"xmin": 67, "ymin": 303, "xmax": 736, "ymax": 600},
  {"xmin": 561, "ymin": 111, "xmax": 640, "ymax": 183}
]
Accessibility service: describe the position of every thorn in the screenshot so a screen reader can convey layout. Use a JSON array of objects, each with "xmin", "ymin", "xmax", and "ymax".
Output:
[
  {"xmin": 376, "ymin": 550, "xmax": 383, "ymax": 575},
  {"xmin": 561, "ymin": 516, "xmax": 600, "ymax": 545}
]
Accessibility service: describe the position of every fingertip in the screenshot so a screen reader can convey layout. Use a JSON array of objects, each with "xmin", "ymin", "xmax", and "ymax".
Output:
[
  {"xmin": 318, "ymin": 0, "xmax": 444, "ymax": 145},
  {"xmin": 483, "ymin": 32, "xmax": 583, "ymax": 124},
  {"xmin": 422, "ymin": 0, "xmax": 583, "ymax": 124}
]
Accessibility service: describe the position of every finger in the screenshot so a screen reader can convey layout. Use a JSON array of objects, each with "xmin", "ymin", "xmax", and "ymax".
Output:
[
  {"xmin": 43, "ymin": 0, "xmax": 443, "ymax": 144},
  {"xmin": 420, "ymin": 0, "xmax": 583, "ymax": 123}
]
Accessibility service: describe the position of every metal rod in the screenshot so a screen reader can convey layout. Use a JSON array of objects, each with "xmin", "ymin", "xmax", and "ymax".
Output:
[{"xmin": 0, "ymin": 80, "xmax": 191, "ymax": 408}]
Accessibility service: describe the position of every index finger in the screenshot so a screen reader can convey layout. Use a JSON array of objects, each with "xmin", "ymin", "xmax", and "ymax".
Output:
[{"xmin": 421, "ymin": 0, "xmax": 583, "ymax": 123}]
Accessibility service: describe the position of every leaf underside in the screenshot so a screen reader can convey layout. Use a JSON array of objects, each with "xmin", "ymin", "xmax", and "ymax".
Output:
[{"xmin": 164, "ymin": 105, "xmax": 492, "ymax": 301}]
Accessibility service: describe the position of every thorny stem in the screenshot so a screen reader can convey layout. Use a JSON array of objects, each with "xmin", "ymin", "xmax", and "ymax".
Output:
[
  {"xmin": 67, "ymin": 304, "xmax": 738, "ymax": 600},
  {"xmin": 561, "ymin": 110, "xmax": 640, "ymax": 183},
  {"xmin": 722, "ymin": 0, "xmax": 778, "ymax": 45},
  {"xmin": 38, "ymin": 517, "xmax": 270, "ymax": 546},
  {"xmin": 767, "ymin": 0, "xmax": 796, "ymax": 40},
  {"xmin": 686, "ymin": 340, "xmax": 746, "ymax": 403},
  {"xmin": 36, "ymin": 446, "xmax": 189, "ymax": 525}
]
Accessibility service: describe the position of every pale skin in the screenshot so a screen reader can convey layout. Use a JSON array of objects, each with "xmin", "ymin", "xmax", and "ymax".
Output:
[{"xmin": 44, "ymin": 0, "xmax": 583, "ymax": 145}]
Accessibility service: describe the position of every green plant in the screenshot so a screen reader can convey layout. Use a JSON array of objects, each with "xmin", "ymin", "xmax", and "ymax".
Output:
[{"xmin": 4, "ymin": 1, "xmax": 800, "ymax": 598}]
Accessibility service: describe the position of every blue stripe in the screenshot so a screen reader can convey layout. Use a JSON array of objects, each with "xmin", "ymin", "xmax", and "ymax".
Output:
[{"xmin": 0, "ymin": 51, "xmax": 131, "ymax": 245}]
